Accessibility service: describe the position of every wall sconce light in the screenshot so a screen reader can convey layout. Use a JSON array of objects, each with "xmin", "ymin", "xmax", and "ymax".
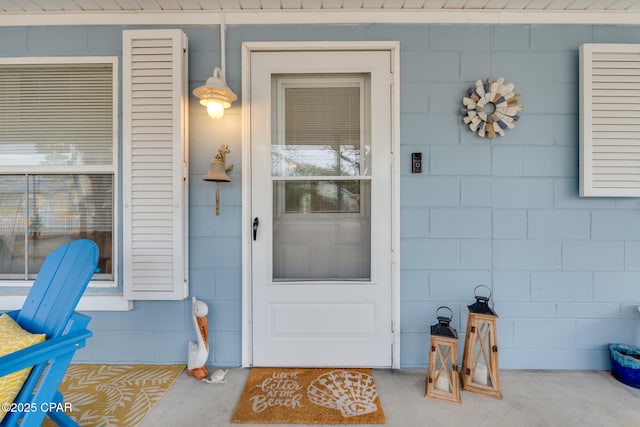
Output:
[
  {"xmin": 193, "ymin": 18, "xmax": 236, "ymax": 119},
  {"xmin": 461, "ymin": 285, "xmax": 502, "ymax": 399},
  {"xmin": 425, "ymin": 306, "xmax": 461, "ymax": 405},
  {"xmin": 193, "ymin": 67, "xmax": 237, "ymax": 119},
  {"xmin": 204, "ymin": 144, "xmax": 233, "ymax": 216}
]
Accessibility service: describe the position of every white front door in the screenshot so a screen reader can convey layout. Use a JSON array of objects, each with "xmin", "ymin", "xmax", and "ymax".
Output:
[{"xmin": 250, "ymin": 50, "xmax": 393, "ymax": 367}]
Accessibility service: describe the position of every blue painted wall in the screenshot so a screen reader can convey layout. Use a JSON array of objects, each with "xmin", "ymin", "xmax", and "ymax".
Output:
[{"xmin": 2, "ymin": 23, "xmax": 640, "ymax": 369}]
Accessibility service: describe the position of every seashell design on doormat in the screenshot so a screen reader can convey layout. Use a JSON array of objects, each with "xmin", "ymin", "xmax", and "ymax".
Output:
[{"xmin": 306, "ymin": 370, "xmax": 379, "ymax": 417}]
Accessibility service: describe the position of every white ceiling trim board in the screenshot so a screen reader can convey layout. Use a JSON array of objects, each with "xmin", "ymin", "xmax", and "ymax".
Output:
[{"xmin": 0, "ymin": 9, "xmax": 639, "ymax": 25}]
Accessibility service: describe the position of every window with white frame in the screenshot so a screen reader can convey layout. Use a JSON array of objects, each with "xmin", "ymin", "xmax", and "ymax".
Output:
[{"xmin": 0, "ymin": 58, "xmax": 117, "ymax": 286}]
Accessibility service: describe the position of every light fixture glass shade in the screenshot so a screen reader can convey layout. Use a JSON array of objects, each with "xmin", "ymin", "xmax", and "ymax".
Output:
[
  {"xmin": 205, "ymin": 101, "xmax": 225, "ymax": 119},
  {"xmin": 193, "ymin": 67, "xmax": 237, "ymax": 119}
]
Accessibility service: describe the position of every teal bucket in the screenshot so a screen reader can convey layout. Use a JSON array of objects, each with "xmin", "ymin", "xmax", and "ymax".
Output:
[{"xmin": 610, "ymin": 343, "xmax": 640, "ymax": 389}]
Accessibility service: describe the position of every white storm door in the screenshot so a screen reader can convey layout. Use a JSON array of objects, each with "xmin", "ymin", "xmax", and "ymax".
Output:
[{"xmin": 250, "ymin": 50, "xmax": 392, "ymax": 367}]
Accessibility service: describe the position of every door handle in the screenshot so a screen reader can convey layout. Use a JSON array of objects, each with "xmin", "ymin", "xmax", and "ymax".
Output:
[{"xmin": 253, "ymin": 217, "xmax": 259, "ymax": 241}]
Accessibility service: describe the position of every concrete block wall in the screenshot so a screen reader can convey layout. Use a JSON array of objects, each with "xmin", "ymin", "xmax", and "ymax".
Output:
[
  {"xmin": 2, "ymin": 23, "xmax": 640, "ymax": 369},
  {"xmin": 395, "ymin": 24, "xmax": 640, "ymax": 369}
]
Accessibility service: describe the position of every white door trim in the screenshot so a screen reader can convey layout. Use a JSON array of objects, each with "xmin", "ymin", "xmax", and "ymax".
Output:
[{"xmin": 241, "ymin": 41, "xmax": 400, "ymax": 368}]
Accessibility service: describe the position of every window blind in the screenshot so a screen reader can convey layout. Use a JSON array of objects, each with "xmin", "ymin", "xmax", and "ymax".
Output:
[
  {"xmin": 0, "ymin": 63, "xmax": 114, "ymax": 167},
  {"xmin": 285, "ymin": 86, "xmax": 360, "ymax": 147}
]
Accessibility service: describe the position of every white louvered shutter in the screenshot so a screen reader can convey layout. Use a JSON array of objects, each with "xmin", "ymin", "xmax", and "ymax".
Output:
[
  {"xmin": 123, "ymin": 30, "xmax": 189, "ymax": 300},
  {"xmin": 580, "ymin": 44, "xmax": 640, "ymax": 197}
]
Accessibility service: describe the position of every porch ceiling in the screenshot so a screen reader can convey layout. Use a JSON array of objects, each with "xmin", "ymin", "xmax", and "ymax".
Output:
[{"xmin": 1, "ymin": 0, "xmax": 640, "ymax": 25}]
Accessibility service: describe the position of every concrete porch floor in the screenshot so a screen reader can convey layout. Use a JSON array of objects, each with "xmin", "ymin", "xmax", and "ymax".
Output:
[{"xmin": 140, "ymin": 368, "xmax": 640, "ymax": 427}]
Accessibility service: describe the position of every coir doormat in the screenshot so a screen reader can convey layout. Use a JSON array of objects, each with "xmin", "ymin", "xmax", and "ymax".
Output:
[{"xmin": 231, "ymin": 368, "xmax": 386, "ymax": 424}]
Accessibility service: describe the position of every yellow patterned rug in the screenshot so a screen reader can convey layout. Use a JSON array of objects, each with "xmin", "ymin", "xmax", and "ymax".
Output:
[{"xmin": 41, "ymin": 364, "xmax": 184, "ymax": 427}]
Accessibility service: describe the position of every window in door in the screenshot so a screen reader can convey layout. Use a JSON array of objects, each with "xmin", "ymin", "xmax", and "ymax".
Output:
[{"xmin": 271, "ymin": 75, "xmax": 372, "ymax": 282}]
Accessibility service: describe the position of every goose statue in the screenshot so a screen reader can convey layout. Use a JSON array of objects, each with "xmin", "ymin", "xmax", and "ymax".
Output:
[{"xmin": 187, "ymin": 296, "xmax": 209, "ymax": 380}]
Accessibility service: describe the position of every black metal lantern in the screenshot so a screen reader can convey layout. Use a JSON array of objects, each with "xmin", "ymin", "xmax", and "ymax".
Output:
[
  {"xmin": 461, "ymin": 285, "xmax": 502, "ymax": 399},
  {"xmin": 425, "ymin": 306, "xmax": 461, "ymax": 404}
]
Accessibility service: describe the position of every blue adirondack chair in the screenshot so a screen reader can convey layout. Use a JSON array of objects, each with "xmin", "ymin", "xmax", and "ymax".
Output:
[{"xmin": 0, "ymin": 239, "xmax": 98, "ymax": 427}]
